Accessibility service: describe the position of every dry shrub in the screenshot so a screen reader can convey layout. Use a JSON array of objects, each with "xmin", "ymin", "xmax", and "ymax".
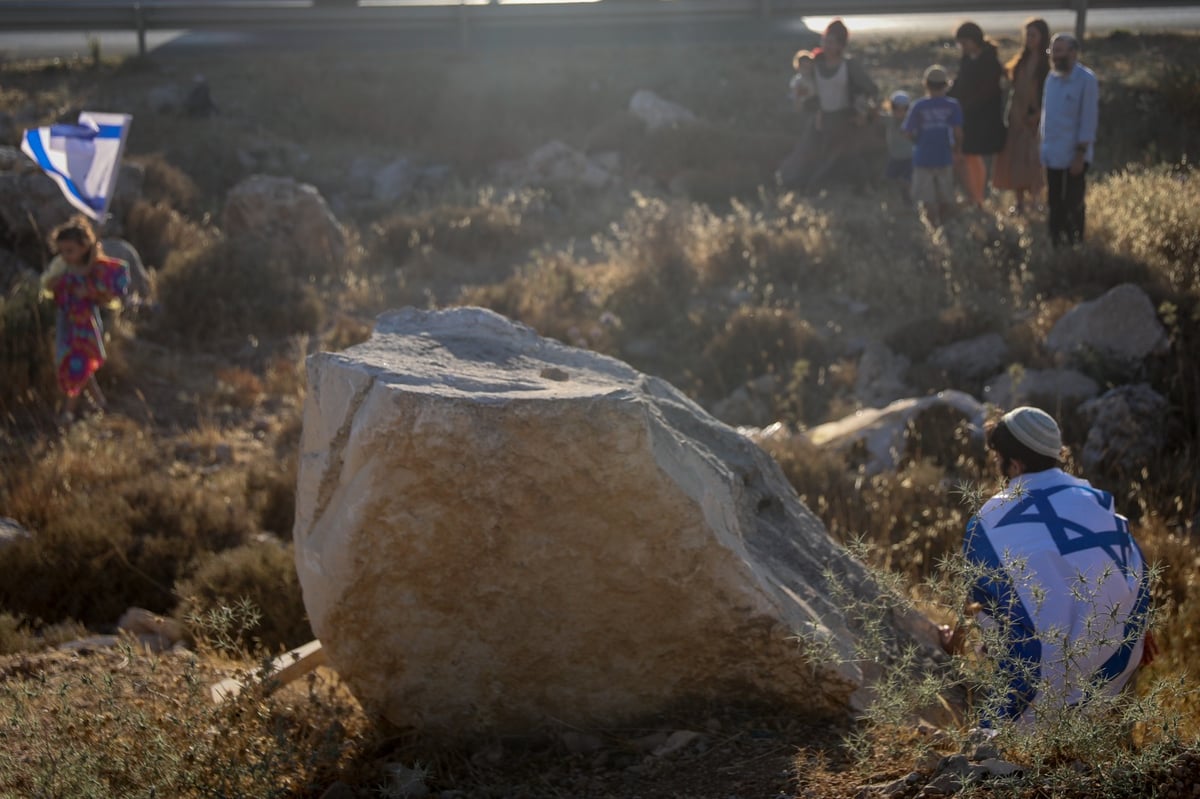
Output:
[
  {"xmin": 0, "ymin": 613, "xmax": 85, "ymax": 655},
  {"xmin": 175, "ymin": 541, "xmax": 309, "ymax": 651},
  {"xmin": 246, "ymin": 445, "xmax": 298, "ymax": 539},
  {"xmin": 122, "ymin": 199, "xmax": 213, "ymax": 270},
  {"xmin": 1089, "ymin": 165, "xmax": 1200, "ymax": 296},
  {"xmin": 369, "ymin": 187, "xmax": 545, "ymax": 267},
  {"xmin": 630, "ymin": 122, "xmax": 792, "ymax": 188},
  {"xmin": 886, "ymin": 303, "xmax": 1002, "ymax": 363},
  {"xmin": 0, "ymin": 277, "xmax": 56, "ymax": 415},
  {"xmin": 154, "ymin": 238, "xmax": 323, "ymax": 346},
  {"xmin": 686, "ymin": 194, "xmax": 832, "ymax": 291},
  {"xmin": 670, "ymin": 161, "xmax": 769, "ymax": 205},
  {"xmin": 0, "ymin": 422, "xmax": 259, "ymax": 626},
  {"xmin": 0, "ymin": 643, "xmax": 369, "ymax": 798},
  {"xmin": 132, "ymin": 152, "xmax": 201, "ymax": 213},
  {"xmin": 698, "ymin": 305, "xmax": 826, "ymax": 401},
  {"xmin": 765, "ymin": 433, "xmax": 985, "ymax": 581},
  {"xmin": 461, "ymin": 251, "xmax": 617, "ymax": 352},
  {"xmin": 215, "ymin": 366, "xmax": 265, "ymax": 409},
  {"xmin": 584, "ymin": 110, "xmax": 646, "ymax": 155}
]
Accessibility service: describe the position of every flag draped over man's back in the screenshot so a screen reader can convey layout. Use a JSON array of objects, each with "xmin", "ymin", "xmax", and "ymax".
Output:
[{"xmin": 21, "ymin": 111, "xmax": 133, "ymax": 221}]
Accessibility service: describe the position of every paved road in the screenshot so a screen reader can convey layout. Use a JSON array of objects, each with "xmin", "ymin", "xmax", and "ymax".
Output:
[{"xmin": 1, "ymin": 5, "xmax": 1198, "ymax": 58}]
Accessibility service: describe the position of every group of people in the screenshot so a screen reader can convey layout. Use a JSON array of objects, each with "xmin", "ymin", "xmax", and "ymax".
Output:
[{"xmin": 786, "ymin": 18, "xmax": 1099, "ymax": 245}]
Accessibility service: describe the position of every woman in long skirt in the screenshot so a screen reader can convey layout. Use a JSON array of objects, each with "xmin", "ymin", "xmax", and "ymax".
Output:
[{"xmin": 993, "ymin": 18, "xmax": 1051, "ymax": 213}]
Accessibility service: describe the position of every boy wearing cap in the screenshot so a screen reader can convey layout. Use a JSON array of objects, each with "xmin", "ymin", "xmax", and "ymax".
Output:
[
  {"xmin": 942, "ymin": 406, "xmax": 1156, "ymax": 728},
  {"xmin": 883, "ymin": 90, "xmax": 914, "ymax": 186},
  {"xmin": 902, "ymin": 65, "xmax": 963, "ymax": 228}
]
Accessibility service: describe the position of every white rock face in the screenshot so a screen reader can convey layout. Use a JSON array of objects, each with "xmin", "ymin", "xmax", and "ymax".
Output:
[
  {"xmin": 295, "ymin": 307, "xmax": 938, "ymax": 737},
  {"xmin": 982, "ymin": 367, "xmax": 1100, "ymax": 410},
  {"xmin": 629, "ymin": 90, "xmax": 698, "ymax": 131},
  {"xmin": 1046, "ymin": 283, "xmax": 1169, "ymax": 365},
  {"xmin": 222, "ymin": 174, "xmax": 346, "ymax": 268},
  {"xmin": 495, "ymin": 140, "xmax": 616, "ymax": 189},
  {"xmin": 805, "ymin": 391, "xmax": 986, "ymax": 475}
]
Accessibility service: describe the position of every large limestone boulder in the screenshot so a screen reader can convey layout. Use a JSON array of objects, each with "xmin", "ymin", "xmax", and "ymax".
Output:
[
  {"xmin": 222, "ymin": 175, "xmax": 346, "ymax": 271},
  {"xmin": 295, "ymin": 307, "xmax": 939, "ymax": 737},
  {"xmin": 1046, "ymin": 283, "xmax": 1169, "ymax": 366}
]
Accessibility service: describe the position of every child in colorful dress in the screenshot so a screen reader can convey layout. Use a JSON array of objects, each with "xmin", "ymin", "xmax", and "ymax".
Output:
[{"xmin": 40, "ymin": 215, "xmax": 129, "ymax": 421}]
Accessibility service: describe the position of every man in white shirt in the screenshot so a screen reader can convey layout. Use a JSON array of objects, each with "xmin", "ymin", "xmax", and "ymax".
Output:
[{"xmin": 1040, "ymin": 34, "xmax": 1099, "ymax": 246}]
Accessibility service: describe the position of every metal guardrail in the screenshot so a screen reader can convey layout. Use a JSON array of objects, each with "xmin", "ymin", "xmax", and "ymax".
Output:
[{"xmin": 0, "ymin": 0, "xmax": 1194, "ymax": 55}]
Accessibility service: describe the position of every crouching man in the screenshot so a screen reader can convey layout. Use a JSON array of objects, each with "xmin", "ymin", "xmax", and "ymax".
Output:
[{"xmin": 942, "ymin": 406, "xmax": 1156, "ymax": 726}]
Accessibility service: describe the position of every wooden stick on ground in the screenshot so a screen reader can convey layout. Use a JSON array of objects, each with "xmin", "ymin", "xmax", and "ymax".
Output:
[{"xmin": 210, "ymin": 639, "xmax": 327, "ymax": 704}]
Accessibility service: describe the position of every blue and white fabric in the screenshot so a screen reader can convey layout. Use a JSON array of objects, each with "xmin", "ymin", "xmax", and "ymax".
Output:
[
  {"xmin": 964, "ymin": 468, "xmax": 1149, "ymax": 726},
  {"xmin": 20, "ymin": 111, "xmax": 133, "ymax": 221}
]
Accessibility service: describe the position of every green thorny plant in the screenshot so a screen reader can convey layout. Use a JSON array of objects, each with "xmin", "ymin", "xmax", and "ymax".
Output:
[
  {"xmin": 184, "ymin": 595, "xmax": 263, "ymax": 658},
  {"xmin": 798, "ymin": 476, "xmax": 1197, "ymax": 795}
]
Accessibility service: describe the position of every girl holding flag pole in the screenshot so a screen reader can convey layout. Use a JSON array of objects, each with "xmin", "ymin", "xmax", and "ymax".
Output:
[
  {"xmin": 21, "ymin": 111, "xmax": 133, "ymax": 422},
  {"xmin": 40, "ymin": 215, "xmax": 129, "ymax": 423}
]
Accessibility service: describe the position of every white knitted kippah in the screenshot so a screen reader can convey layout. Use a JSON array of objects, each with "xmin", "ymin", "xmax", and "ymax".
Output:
[{"xmin": 1001, "ymin": 406, "xmax": 1063, "ymax": 458}]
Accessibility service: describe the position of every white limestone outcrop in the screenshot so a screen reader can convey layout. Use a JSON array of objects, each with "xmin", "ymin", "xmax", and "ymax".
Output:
[{"xmin": 294, "ymin": 307, "xmax": 938, "ymax": 737}]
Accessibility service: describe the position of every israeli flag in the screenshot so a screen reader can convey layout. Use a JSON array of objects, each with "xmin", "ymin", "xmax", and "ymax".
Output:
[{"xmin": 21, "ymin": 111, "xmax": 133, "ymax": 221}]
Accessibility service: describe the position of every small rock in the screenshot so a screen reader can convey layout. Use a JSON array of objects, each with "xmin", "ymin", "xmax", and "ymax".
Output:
[
  {"xmin": 652, "ymin": 729, "xmax": 702, "ymax": 758},
  {"xmin": 628, "ymin": 89, "xmax": 698, "ymax": 130},
  {"xmin": 969, "ymin": 739, "xmax": 1000, "ymax": 761},
  {"xmin": 974, "ymin": 758, "xmax": 1023, "ymax": 778},
  {"xmin": 938, "ymin": 754, "xmax": 971, "ymax": 778},
  {"xmin": 118, "ymin": 607, "xmax": 185, "ymax": 644},
  {"xmin": 921, "ymin": 771, "xmax": 962, "ymax": 796},
  {"xmin": 540, "ymin": 366, "xmax": 570, "ymax": 382},
  {"xmin": 629, "ymin": 731, "xmax": 670, "ymax": 753}
]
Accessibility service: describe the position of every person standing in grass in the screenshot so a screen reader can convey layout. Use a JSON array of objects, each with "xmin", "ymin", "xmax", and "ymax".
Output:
[
  {"xmin": 903, "ymin": 65, "xmax": 963, "ymax": 228},
  {"xmin": 1041, "ymin": 32, "xmax": 1099, "ymax": 246},
  {"xmin": 992, "ymin": 18, "xmax": 1051, "ymax": 214},
  {"xmin": 882, "ymin": 90, "xmax": 914, "ymax": 191},
  {"xmin": 942, "ymin": 406, "xmax": 1156, "ymax": 727},
  {"xmin": 40, "ymin": 215, "xmax": 129, "ymax": 422},
  {"xmin": 947, "ymin": 21, "xmax": 1007, "ymax": 208},
  {"xmin": 777, "ymin": 19, "xmax": 878, "ymax": 191}
]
